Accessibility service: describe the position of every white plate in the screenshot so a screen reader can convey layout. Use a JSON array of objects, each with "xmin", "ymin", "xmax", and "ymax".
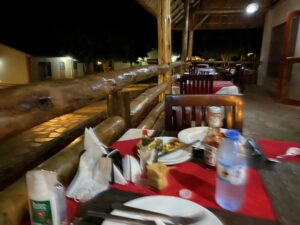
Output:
[
  {"xmin": 155, "ymin": 137, "xmax": 192, "ymax": 165},
  {"xmin": 102, "ymin": 195, "xmax": 223, "ymax": 225},
  {"xmin": 178, "ymin": 127, "xmax": 245, "ymax": 148}
]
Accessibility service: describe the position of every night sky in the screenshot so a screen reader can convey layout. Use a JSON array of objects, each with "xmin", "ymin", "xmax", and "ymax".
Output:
[{"xmin": 0, "ymin": 0, "xmax": 262, "ymax": 62}]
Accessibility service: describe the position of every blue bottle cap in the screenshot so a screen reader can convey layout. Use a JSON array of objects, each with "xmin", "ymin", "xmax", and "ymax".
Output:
[{"xmin": 225, "ymin": 129, "xmax": 240, "ymax": 140}]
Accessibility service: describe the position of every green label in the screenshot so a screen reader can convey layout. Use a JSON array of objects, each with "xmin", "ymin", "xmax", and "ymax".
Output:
[
  {"xmin": 30, "ymin": 200, "xmax": 53, "ymax": 225},
  {"xmin": 142, "ymin": 137, "xmax": 149, "ymax": 146}
]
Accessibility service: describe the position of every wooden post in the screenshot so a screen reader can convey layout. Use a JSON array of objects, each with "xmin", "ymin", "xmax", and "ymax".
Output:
[
  {"xmin": 188, "ymin": 29, "xmax": 194, "ymax": 59},
  {"xmin": 181, "ymin": 0, "xmax": 190, "ymax": 63},
  {"xmin": 107, "ymin": 91, "xmax": 131, "ymax": 128},
  {"xmin": 157, "ymin": 0, "xmax": 172, "ymax": 97}
]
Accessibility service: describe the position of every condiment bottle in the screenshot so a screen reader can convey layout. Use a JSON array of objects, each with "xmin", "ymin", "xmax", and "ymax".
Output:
[
  {"xmin": 203, "ymin": 106, "xmax": 224, "ymax": 168},
  {"xmin": 26, "ymin": 170, "xmax": 67, "ymax": 225},
  {"xmin": 141, "ymin": 129, "xmax": 150, "ymax": 146}
]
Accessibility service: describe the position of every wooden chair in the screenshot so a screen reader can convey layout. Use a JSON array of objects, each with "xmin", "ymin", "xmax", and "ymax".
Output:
[
  {"xmin": 165, "ymin": 94, "xmax": 244, "ymax": 132},
  {"xmin": 179, "ymin": 75, "xmax": 215, "ymax": 94}
]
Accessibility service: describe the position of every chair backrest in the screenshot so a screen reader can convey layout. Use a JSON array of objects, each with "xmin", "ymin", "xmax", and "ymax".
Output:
[
  {"xmin": 165, "ymin": 94, "xmax": 244, "ymax": 132},
  {"xmin": 189, "ymin": 67, "xmax": 211, "ymax": 76},
  {"xmin": 179, "ymin": 75, "xmax": 214, "ymax": 94}
]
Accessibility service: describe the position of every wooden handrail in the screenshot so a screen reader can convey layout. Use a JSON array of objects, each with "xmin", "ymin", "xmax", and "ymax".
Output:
[{"xmin": 0, "ymin": 62, "xmax": 182, "ymax": 142}]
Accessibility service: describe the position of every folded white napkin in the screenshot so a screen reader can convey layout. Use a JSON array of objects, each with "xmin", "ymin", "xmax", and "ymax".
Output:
[
  {"xmin": 118, "ymin": 128, "xmax": 155, "ymax": 141},
  {"xmin": 122, "ymin": 155, "xmax": 142, "ymax": 183},
  {"xmin": 66, "ymin": 128, "xmax": 108, "ymax": 202}
]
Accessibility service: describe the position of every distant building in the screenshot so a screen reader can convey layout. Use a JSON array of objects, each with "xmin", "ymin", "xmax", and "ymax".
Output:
[
  {"xmin": 30, "ymin": 56, "xmax": 86, "ymax": 82},
  {"xmin": 0, "ymin": 43, "xmax": 87, "ymax": 85},
  {"xmin": 0, "ymin": 43, "xmax": 31, "ymax": 84}
]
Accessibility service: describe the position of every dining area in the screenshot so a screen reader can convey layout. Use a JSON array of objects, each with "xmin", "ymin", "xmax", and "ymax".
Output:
[
  {"xmin": 56, "ymin": 68, "xmax": 298, "ymax": 225},
  {"xmin": 1, "ymin": 58, "xmax": 296, "ymax": 225},
  {"xmin": 58, "ymin": 121, "xmax": 300, "ymax": 225},
  {"xmin": 18, "ymin": 72, "xmax": 297, "ymax": 225},
  {"xmin": 0, "ymin": 52, "xmax": 298, "ymax": 225}
]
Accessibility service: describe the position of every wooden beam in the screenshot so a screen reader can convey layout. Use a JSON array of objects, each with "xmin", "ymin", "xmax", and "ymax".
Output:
[
  {"xmin": 173, "ymin": 9, "xmax": 184, "ymax": 23},
  {"xmin": 193, "ymin": 14, "xmax": 209, "ymax": 29},
  {"xmin": 171, "ymin": 0, "xmax": 181, "ymax": 12},
  {"xmin": 0, "ymin": 116, "xmax": 126, "ymax": 225},
  {"xmin": 196, "ymin": 9, "xmax": 244, "ymax": 14},
  {"xmin": 157, "ymin": 0, "xmax": 172, "ymax": 95},
  {"xmin": 171, "ymin": 2, "xmax": 183, "ymax": 18},
  {"xmin": 137, "ymin": 102, "xmax": 165, "ymax": 129},
  {"xmin": 181, "ymin": 0, "xmax": 190, "ymax": 62},
  {"xmin": 192, "ymin": 0, "xmax": 201, "ymax": 7},
  {"xmin": 188, "ymin": 30, "xmax": 194, "ymax": 58},
  {"xmin": 174, "ymin": 13, "xmax": 184, "ymax": 24},
  {"xmin": 0, "ymin": 63, "xmax": 181, "ymax": 142},
  {"xmin": 195, "ymin": 8, "xmax": 266, "ymax": 14},
  {"xmin": 173, "ymin": 0, "xmax": 201, "ymax": 26},
  {"xmin": 136, "ymin": 0, "xmax": 157, "ymax": 17}
]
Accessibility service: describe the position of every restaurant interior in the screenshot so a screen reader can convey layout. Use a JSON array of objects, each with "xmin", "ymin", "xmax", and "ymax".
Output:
[{"xmin": 0, "ymin": 1, "xmax": 300, "ymax": 225}]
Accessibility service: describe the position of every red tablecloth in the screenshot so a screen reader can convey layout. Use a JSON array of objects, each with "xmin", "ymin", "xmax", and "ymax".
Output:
[
  {"xmin": 213, "ymin": 81, "xmax": 235, "ymax": 93},
  {"xmin": 111, "ymin": 138, "xmax": 277, "ymax": 221},
  {"xmin": 258, "ymin": 139, "xmax": 300, "ymax": 163},
  {"xmin": 26, "ymin": 137, "xmax": 299, "ymax": 224}
]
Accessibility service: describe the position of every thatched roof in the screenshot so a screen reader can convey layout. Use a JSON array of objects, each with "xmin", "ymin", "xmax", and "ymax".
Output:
[{"xmin": 137, "ymin": 0, "xmax": 281, "ymax": 30}]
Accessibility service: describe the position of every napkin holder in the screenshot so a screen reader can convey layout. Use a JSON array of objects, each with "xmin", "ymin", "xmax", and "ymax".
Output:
[
  {"xmin": 102, "ymin": 149, "xmax": 126, "ymax": 184},
  {"xmin": 122, "ymin": 155, "xmax": 142, "ymax": 183}
]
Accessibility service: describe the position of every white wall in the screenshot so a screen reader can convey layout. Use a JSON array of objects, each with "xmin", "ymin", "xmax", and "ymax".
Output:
[
  {"xmin": 0, "ymin": 44, "xmax": 30, "ymax": 84},
  {"xmin": 258, "ymin": 0, "xmax": 300, "ymax": 89},
  {"xmin": 30, "ymin": 57, "xmax": 83, "ymax": 81}
]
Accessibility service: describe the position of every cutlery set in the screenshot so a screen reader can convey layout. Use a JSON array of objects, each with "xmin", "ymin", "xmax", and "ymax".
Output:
[
  {"xmin": 73, "ymin": 202, "xmax": 203, "ymax": 225},
  {"xmin": 247, "ymin": 138, "xmax": 300, "ymax": 163}
]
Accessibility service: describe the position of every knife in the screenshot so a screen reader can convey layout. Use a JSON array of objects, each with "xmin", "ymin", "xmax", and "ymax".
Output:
[
  {"xmin": 86, "ymin": 211, "xmax": 158, "ymax": 225},
  {"xmin": 158, "ymin": 140, "xmax": 201, "ymax": 158},
  {"xmin": 111, "ymin": 203, "xmax": 203, "ymax": 225},
  {"xmin": 112, "ymin": 203, "xmax": 172, "ymax": 219},
  {"xmin": 247, "ymin": 138, "xmax": 280, "ymax": 163},
  {"xmin": 247, "ymin": 138, "xmax": 263, "ymax": 156}
]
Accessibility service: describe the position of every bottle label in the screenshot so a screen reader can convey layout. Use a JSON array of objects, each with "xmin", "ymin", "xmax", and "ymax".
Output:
[
  {"xmin": 209, "ymin": 116, "xmax": 222, "ymax": 127},
  {"xmin": 204, "ymin": 145, "xmax": 218, "ymax": 166},
  {"xmin": 30, "ymin": 200, "xmax": 53, "ymax": 225},
  {"xmin": 217, "ymin": 162, "xmax": 247, "ymax": 185}
]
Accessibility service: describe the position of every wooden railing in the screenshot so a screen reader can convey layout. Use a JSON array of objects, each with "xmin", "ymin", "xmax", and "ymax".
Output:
[
  {"xmin": 0, "ymin": 62, "xmax": 183, "ymax": 225},
  {"xmin": 0, "ymin": 62, "xmax": 182, "ymax": 142}
]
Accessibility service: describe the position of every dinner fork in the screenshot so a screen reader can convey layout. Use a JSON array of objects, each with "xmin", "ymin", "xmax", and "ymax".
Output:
[{"xmin": 111, "ymin": 203, "xmax": 204, "ymax": 225}]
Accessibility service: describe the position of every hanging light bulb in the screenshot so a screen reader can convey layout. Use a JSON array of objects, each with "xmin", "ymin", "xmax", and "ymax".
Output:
[{"xmin": 246, "ymin": 2, "xmax": 259, "ymax": 14}]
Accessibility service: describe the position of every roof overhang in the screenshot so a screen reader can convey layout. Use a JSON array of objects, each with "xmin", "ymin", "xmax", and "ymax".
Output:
[{"xmin": 136, "ymin": 0, "xmax": 281, "ymax": 30}]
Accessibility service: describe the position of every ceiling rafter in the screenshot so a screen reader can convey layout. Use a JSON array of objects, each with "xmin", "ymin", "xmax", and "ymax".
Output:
[
  {"xmin": 171, "ymin": 0, "xmax": 182, "ymax": 12},
  {"xmin": 136, "ymin": 0, "xmax": 157, "ymax": 17},
  {"xmin": 173, "ymin": 0, "xmax": 201, "ymax": 26},
  {"xmin": 193, "ymin": 14, "xmax": 209, "ymax": 29},
  {"xmin": 137, "ymin": 0, "xmax": 273, "ymax": 30},
  {"xmin": 171, "ymin": 2, "xmax": 184, "ymax": 18}
]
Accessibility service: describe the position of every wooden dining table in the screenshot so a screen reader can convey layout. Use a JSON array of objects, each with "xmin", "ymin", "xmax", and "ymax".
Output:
[{"xmin": 40, "ymin": 129, "xmax": 300, "ymax": 225}]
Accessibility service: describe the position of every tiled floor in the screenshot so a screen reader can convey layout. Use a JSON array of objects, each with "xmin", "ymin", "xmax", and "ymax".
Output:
[
  {"xmin": 0, "ymin": 101, "xmax": 107, "ymax": 190},
  {"xmin": 243, "ymin": 85, "xmax": 300, "ymax": 142}
]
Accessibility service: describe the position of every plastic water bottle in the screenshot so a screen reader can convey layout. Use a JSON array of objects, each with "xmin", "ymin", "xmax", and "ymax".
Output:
[{"xmin": 215, "ymin": 129, "xmax": 248, "ymax": 211}]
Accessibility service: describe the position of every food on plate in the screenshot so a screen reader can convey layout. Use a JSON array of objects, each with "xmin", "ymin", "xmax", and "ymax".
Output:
[
  {"xmin": 147, "ymin": 162, "xmax": 169, "ymax": 191},
  {"xmin": 138, "ymin": 138, "xmax": 183, "ymax": 154},
  {"xmin": 162, "ymin": 139, "xmax": 182, "ymax": 153}
]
